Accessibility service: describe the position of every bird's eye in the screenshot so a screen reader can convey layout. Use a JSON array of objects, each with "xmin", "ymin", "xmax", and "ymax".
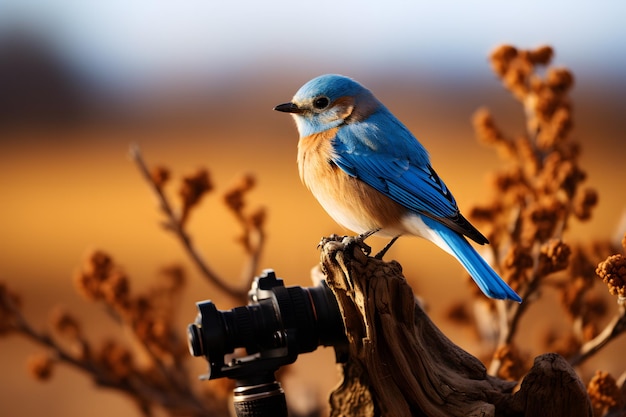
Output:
[{"xmin": 313, "ymin": 96, "xmax": 330, "ymax": 110}]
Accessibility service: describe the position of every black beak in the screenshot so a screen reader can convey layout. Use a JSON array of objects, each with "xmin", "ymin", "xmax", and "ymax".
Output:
[{"xmin": 273, "ymin": 102, "xmax": 302, "ymax": 114}]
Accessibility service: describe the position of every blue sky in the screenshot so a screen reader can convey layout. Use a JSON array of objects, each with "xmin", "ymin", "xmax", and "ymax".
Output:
[{"xmin": 1, "ymin": 1, "xmax": 624, "ymax": 89}]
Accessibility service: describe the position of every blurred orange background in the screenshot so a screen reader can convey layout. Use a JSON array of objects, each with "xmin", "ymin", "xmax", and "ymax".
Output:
[{"xmin": 1, "ymin": 2, "xmax": 625, "ymax": 416}]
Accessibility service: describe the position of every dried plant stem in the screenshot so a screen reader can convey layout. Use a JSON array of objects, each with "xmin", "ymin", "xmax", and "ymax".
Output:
[
  {"xmin": 489, "ymin": 278, "xmax": 541, "ymax": 376},
  {"xmin": 489, "ymin": 241, "xmax": 547, "ymax": 375},
  {"xmin": 507, "ymin": 252, "xmax": 545, "ymax": 336},
  {"xmin": 224, "ymin": 192, "xmax": 266, "ymax": 285},
  {"xmin": 4, "ymin": 290, "xmax": 210, "ymax": 416},
  {"xmin": 129, "ymin": 144, "xmax": 248, "ymax": 301},
  {"xmin": 569, "ymin": 299, "xmax": 626, "ymax": 367},
  {"xmin": 239, "ymin": 226, "xmax": 265, "ymax": 287},
  {"xmin": 13, "ymin": 308, "xmax": 95, "ymax": 382}
]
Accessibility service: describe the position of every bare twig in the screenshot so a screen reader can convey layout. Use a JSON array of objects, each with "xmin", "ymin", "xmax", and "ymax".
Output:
[
  {"xmin": 1, "ymin": 288, "xmax": 211, "ymax": 416},
  {"xmin": 222, "ymin": 173, "xmax": 267, "ymax": 286},
  {"xmin": 488, "ymin": 269, "xmax": 543, "ymax": 376},
  {"xmin": 129, "ymin": 144, "xmax": 249, "ymax": 301},
  {"xmin": 239, "ymin": 226, "xmax": 265, "ymax": 286},
  {"xmin": 569, "ymin": 299, "xmax": 626, "ymax": 367}
]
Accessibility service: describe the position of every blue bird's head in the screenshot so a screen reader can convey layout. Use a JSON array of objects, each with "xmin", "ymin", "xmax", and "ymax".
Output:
[{"xmin": 274, "ymin": 74, "xmax": 381, "ymax": 138}]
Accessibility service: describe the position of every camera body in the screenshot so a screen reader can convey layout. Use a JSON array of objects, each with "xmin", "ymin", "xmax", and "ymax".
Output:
[{"xmin": 187, "ymin": 269, "xmax": 347, "ymax": 417}]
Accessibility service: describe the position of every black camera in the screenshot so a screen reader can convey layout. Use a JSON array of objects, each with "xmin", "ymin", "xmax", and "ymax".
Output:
[{"xmin": 187, "ymin": 269, "xmax": 347, "ymax": 417}]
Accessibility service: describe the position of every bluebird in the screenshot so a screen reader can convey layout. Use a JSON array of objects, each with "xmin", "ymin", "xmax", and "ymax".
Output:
[{"xmin": 274, "ymin": 74, "xmax": 521, "ymax": 302}]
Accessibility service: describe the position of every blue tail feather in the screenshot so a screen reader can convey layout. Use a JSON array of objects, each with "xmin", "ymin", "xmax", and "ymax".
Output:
[{"xmin": 423, "ymin": 218, "xmax": 522, "ymax": 302}]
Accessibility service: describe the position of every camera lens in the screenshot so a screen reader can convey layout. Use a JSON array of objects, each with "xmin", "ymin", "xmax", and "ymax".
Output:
[
  {"xmin": 307, "ymin": 282, "xmax": 347, "ymax": 347},
  {"xmin": 188, "ymin": 299, "xmax": 282, "ymax": 358},
  {"xmin": 187, "ymin": 270, "xmax": 346, "ymax": 381},
  {"xmin": 233, "ymin": 381, "xmax": 287, "ymax": 417}
]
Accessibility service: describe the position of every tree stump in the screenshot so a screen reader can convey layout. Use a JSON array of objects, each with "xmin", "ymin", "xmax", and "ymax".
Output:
[{"xmin": 319, "ymin": 235, "xmax": 593, "ymax": 417}]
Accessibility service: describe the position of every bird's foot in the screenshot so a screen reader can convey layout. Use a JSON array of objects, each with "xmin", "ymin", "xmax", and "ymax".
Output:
[
  {"xmin": 344, "ymin": 229, "xmax": 381, "ymax": 256},
  {"xmin": 318, "ymin": 230, "xmax": 380, "ymax": 256},
  {"xmin": 340, "ymin": 235, "xmax": 372, "ymax": 256},
  {"xmin": 318, "ymin": 234, "xmax": 345, "ymax": 249},
  {"xmin": 374, "ymin": 235, "xmax": 400, "ymax": 260}
]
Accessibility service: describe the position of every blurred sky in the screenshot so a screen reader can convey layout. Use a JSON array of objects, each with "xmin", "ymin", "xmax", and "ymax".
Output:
[{"xmin": 1, "ymin": 0, "xmax": 625, "ymax": 94}]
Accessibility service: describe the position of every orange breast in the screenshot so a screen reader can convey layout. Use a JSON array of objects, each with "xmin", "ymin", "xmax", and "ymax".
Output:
[{"xmin": 297, "ymin": 129, "xmax": 406, "ymax": 235}]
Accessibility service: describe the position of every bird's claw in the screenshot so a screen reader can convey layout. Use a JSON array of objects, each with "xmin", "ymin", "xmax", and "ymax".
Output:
[
  {"xmin": 318, "ymin": 234, "xmax": 345, "ymax": 249},
  {"xmin": 358, "ymin": 229, "xmax": 379, "ymax": 241},
  {"xmin": 341, "ymin": 235, "xmax": 372, "ymax": 256},
  {"xmin": 319, "ymin": 230, "xmax": 380, "ymax": 256},
  {"xmin": 317, "ymin": 233, "xmax": 373, "ymax": 256}
]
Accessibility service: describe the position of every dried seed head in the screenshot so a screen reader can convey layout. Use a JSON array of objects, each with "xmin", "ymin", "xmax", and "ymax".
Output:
[
  {"xmin": 49, "ymin": 306, "xmax": 82, "ymax": 340},
  {"xmin": 159, "ymin": 264, "xmax": 186, "ymax": 291},
  {"xmin": 489, "ymin": 167, "xmax": 528, "ymax": 201},
  {"xmin": 573, "ymin": 187, "xmax": 598, "ymax": 221},
  {"xmin": 501, "ymin": 245, "xmax": 533, "ymax": 287},
  {"xmin": 515, "ymin": 136, "xmax": 540, "ymax": 176},
  {"xmin": 73, "ymin": 250, "xmax": 131, "ymax": 309},
  {"xmin": 27, "ymin": 354, "xmax": 55, "ymax": 381},
  {"xmin": 528, "ymin": 45, "xmax": 554, "ymax": 65},
  {"xmin": 100, "ymin": 269, "xmax": 130, "ymax": 308},
  {"xmin": 84, "ymin": 250, "xmax": 113, "ymax": 281},
  {"xmin": 490, "ymin": 44, "xmax": 518, "ymax": 77},
  {"xmin": 547, "ymin": 67, "xmax": 575, "ymax": 93},
  {"xmin": 73, "ymin": 250, "xmax": 113, "ymax": 301},
  {"xmin": 521, "ymin": 198, "xmax": 565, "ymax": 244},
  {"xmin": 178, "ymin": 168, "xmax": 213, "ymax": 225},
  {"xmin": 472, "ymin": 108, "xmax": 507, "ymax": 146},
  {"xmin": 150, "ymin": 165, "xmax": 170, "ymax": 189},
  {"xmin": 492, "ymin": 344, "xmax": 528, "ymax": 381},
  {"xmin": 536, "ymin": 107, "xmax": 573, "ymax": 149},
  {"xmin": 224, "ymin": 173, "xmax": 256, "ymax": 213},
  {"xmin": 248, "ymin": 206, "xmax": 267, "ymax": 229},
  {"xmin": 98, "ymin": 340, "xmax": 134, "ymax": 381},
  {"xmin": 587, "ymin": 371, "xmax": 621, "ymax": 415},
  {"xmin": 596, "ymin": 254, "xmax": 626, "ymax": 298},
  {"xmin": 538, "ymin": 239, "xmax": 571, "ymax": 275},
  {"xmin": 504, "ymin": 63, "xmax": 531, "ymax": 100}
]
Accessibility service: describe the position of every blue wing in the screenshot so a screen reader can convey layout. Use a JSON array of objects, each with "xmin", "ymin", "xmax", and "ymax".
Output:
[{"xmin": 333, "ymin": 107, "xmax": 488, "ymax": 244}]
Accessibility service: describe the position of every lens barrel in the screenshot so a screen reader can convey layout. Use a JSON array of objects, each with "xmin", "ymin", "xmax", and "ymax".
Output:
[
  {"xmin": 188, "ymin": 270, "xmax": 345, "ymax": 370},
  {"xmin": 233, "ymin": 380, "xmax": 287, "ymax": 417}
]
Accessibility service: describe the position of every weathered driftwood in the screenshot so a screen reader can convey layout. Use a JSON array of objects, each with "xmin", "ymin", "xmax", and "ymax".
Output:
[{"xmin": 319, "ymin": 235, "xmax": 593, "ymax": 417}]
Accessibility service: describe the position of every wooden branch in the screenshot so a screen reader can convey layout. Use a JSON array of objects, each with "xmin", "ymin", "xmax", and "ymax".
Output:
[
  {"xmin": 319, "ymin": 235, "xmax": 593, "ymax": 417},
  {"xmin": 510, "ymin": 353, "xmax": 593, "ymax": 417}
]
